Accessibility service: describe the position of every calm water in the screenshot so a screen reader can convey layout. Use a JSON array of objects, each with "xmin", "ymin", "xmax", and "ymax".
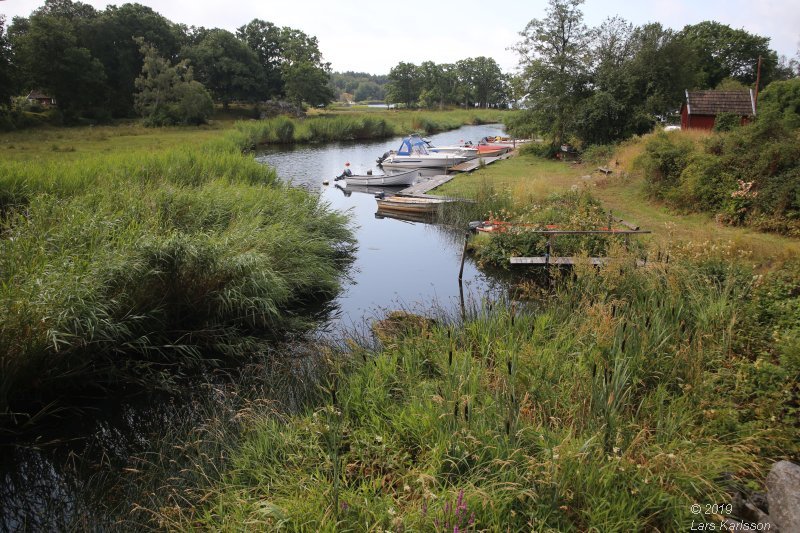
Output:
[
  {"xmin": 1, "ymin": 124, "xmax": 510, "ymax": 530},
  {"xmin": 256, "ymin": 123, "xmax": 508, "ymax": 333}
]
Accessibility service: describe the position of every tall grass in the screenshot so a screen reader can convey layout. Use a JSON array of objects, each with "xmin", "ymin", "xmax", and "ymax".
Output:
[
  {"xmin": 0, "ymin": 125, "xmax": 355, "ymax": 428},
  {"xmin": 229, "ymin": 109, "xmax": 510, "ymax": 148},
  {"xmin": 139, "ymin": 250, "xmax": 799, "ymax": 531}
]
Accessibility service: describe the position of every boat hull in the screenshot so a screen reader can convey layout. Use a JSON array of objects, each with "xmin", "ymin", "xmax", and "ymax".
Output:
[
  {"xmin": 344, "ymin": 169, "xmax": 421, "ymax": 186},
  {"xmin": 376, "ymin": 196, "xmax": 444, "ymax": 214},
  {"xmin": 380, "ymin": 154, "xmax": 471, "ymax": 169}
]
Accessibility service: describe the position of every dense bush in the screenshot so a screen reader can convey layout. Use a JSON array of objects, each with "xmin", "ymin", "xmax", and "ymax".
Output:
[
  {"xmin": 470, "ymin": 191, "xmax": 640, "ymax": 268},
  {"xmin": 634, "ymin": 132, "xmax": 696, "ymax": 200},
  {"xmin": 636, "ymin": 102, "xmax": 800, "ymax": 235}
]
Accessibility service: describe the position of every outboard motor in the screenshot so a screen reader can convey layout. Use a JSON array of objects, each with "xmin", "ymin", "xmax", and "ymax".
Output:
[{"xmin": 376, "ymin": 150, "xmax": 393, "ymax": 165}]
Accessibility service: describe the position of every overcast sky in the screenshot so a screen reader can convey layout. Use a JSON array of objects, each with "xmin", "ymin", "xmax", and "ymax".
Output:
[{"xmin": 2, "ymin": 0, "xmax": 798, "ymax": 74}]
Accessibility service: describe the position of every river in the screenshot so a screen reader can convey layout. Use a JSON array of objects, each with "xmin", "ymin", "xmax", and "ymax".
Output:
[
  {"xmin": 0, "ymin": 123, "xmax": 509, "ymax": 530},
  {"xmin": 256, "ymin": 123, "xmax": 508, "ymax": 334}
]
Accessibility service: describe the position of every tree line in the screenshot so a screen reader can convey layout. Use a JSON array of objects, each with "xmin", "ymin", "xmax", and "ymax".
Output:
[
  {"xmin": 386, "ymin": 57, "xmax": 509, "ymax": 109},
  {"xmin": 0, "ymin": 0, "xmax": 334, "ymax": 124},
  {"xmin": 509, "ymin": 0, "xmax": 799, "ymax": 147}
]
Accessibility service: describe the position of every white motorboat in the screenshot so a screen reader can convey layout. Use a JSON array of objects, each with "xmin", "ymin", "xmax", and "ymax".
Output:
[{"xmin": 377, "ymin": 134, "xmax": 473, "ymax": 169}]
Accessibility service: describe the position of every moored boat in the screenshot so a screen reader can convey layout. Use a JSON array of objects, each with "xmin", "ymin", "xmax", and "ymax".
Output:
[
  {"xmin": 341, "ymin": 168, "xmax": 421, "ymax": 186},
  {"xmin": 376, "ymin": 195, "xmax": 445, "ymax": 214},
  {"xmin": 378, "ymin": 134, "xmax": 473, "ymax": 169}
]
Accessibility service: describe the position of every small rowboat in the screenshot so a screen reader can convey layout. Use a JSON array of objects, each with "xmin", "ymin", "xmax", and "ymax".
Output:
[
  {"xmin": 376, "ymin": 195, "xmax": 445, "ymax": 215},
  {"xmin": 343, "ymin": 168, "xmax": 421, "ymax": 186}
]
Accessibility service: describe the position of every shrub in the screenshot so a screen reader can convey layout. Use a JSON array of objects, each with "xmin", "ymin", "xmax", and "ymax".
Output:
[
  {"xmin": 635, "ymin": 132, "xmax": 697, "ymax": 200},
  {"xmin": 712, "ymin": 112, "xmax": 741, "ymax": 132}
]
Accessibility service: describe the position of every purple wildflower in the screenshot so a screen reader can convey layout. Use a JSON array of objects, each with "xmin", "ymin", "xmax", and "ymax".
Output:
[
  {"xmin": 454, "ymin": 526, "xmax": 459, "ymax": 533},
  {"xmin": 469, "ymin": 512, "xmax": 475, "ymax": 525},
  {"xmin": 422, "ymin": 498, "xmax": 428, "ymax": 516}
]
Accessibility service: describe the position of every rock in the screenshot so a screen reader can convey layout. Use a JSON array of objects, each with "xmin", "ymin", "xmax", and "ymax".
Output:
[
  {"xmin": 767, "ymin": 460, "xmax": 800, "ymax": 532},
  {"xmin": 372, "ymin": 311, "xmax": 436, "ymax": 343}
]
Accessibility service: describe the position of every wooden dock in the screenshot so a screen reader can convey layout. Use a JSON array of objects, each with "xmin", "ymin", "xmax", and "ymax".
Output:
[
  {"xmin": 398, "ymin": 174, "xmax": 454, "ymax": 196},
  {"xmin": 449, "ymin": 152, "xmax": 511, "ymax": 173}
]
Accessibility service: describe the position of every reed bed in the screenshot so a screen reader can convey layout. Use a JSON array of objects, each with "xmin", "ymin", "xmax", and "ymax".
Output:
[
  {"xmin": 138, "ymin": 251, "xmax": 799, "ymax": 531},
  {"xmin": 0, "ymin": 130, "xmax": 355, "ymax": 428},
  {"xmin": 230, "ymin": 109, "xmax": 509, "ymax": 148}
]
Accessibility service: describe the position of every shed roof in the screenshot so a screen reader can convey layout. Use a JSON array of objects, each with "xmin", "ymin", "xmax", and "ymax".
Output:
[
  {"xmin": 685, "ymin": 90, "xmax": 755, "ymax": 116},
  {"xmin": 26, "ymin": 90, "xmax": 53, "ymax": 100}
]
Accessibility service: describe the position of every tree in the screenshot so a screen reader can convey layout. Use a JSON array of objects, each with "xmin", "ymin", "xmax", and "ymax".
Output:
[
  {"xmin": 513, "ymin": 0, "xmax": 593, "ymax": 145},
  {"xmin": 183, "ymin": 28, "xmax": 263, "ymax": 108},
  {"xmin": 758, "ymin": 78, "xmax": 800, "ymax": 129},
  {"xmin": 386, "ymin": 62, "xmax": 419, "ymax": 107},
  {"xmin": 236, "ymin": 19, "xmax": 283, "ymax": 98},
  {"xmin": 9, "ymin": 3, "xmax": 107, "ymax": 120},
  {"xmin": 0, "ymin": 16, "xmax": 15, "ymax": 108},
  {"xmin": 87, "ymin": 3, "xmax": 184, "ymax": 117},
  {"xmin": 282, "ymin": 60, "xmax": 334, "ymax": 107},
  {"xmin": 680, "ymin": 21, "xmax": 779, "ymax": 89},
  {"xmin": 470, "ymin": 56, "xmax": 507, "ymax": 107},
  {"xmin": 353, "ymin": 81, "xmax": 383, "ymax": 102},
  {"xmin": 134, "ymin": 39, "xmax": 212, "ymax": 125}
]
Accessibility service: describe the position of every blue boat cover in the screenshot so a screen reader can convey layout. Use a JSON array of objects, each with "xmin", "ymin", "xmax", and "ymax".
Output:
[{"xmin": 396, "ymin": 134, "xmax": 430, "ymax": 156}]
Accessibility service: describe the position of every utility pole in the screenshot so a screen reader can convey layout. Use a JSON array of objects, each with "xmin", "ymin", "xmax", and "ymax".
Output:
[{"xmin": 754, "ymin": 55, "xmax": 763, "ymax": 112}]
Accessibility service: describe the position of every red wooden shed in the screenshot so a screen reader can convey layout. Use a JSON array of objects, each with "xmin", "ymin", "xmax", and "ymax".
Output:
[{"xmin": 680, "ymin": 89, "xmax": 756, "ymax": 130}]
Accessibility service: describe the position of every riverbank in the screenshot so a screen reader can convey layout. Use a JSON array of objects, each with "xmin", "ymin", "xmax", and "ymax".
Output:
[
  {"xmin": 141, "ymin": 251, "xmax": 799, "ymax": 531},
  {"xmin": 134, "ymin": 136, "xmax": 799, "ymax": 530}
]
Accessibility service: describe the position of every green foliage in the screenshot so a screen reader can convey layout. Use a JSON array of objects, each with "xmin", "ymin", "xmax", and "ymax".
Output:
[
  {"xmin": 9, "ymin": 7, "xmax": 107, "ymax": 121},
  {"xmin": 513, "ymin": 0, "xmax": 593, "ymax": 146},
  {"xmin": 0, "ymin": 16, "xmax": 14, "ymax": 108},
  {"xmin": 469, "ymin": 191, "xmax": 630, "ymax": 268},
  {"xmin": 387, "ymin": 62, "xmax": 420, "ymax": 108},
  {"xmin": 183, "ymin": 28, "xmax": 263, "ymax": 107},
  {"xmin": 712, "ymin": 111, "xmax": 741, "ymax": 132},
  {"xmin": 134, "ymin": 40, "xmax": 213, "ymax": 126},
  {"xmin": 0, "ymin": 127, "xmax": 354, "ymax": 424},
  {"xmin": 637, "ymin": 104, "xmax": 800, "ymax": 235},
  {"xmin": 142, "ymin": 253, "xmax": 799, "ymax": 530},
  {"xmin": 679, "ymin": 21, "xmax": 780, "ymax": 88},
  {"xmin": 634, "ymin": 132, "xmax": 696, "ymax": 200},
  {"xmin": 758, "ymin": 78, "xmax": 800, "ymax": 130},
  {"xmin": 282, "ymin": 60, "xmax": 335, "ymax": 108}
]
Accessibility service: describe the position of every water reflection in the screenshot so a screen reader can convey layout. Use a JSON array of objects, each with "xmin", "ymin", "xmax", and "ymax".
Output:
[{"xmin": 256, "ymin": 124, "xmax": 508, "ymax": 334}]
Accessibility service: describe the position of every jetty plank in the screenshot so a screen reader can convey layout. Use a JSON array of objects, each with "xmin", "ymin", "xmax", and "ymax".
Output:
[
  {"xmin": 399, "ymin": 174, "xmax": 455, "ymax": 195},
  {"xmin": 511, "ymin": 256, "xmax": 648, "ymax": 266}
]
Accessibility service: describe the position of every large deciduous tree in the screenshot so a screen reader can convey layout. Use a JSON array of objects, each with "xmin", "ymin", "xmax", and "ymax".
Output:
[
  {"xmin": 513, "ymin": 0, "xmax": 593, "ymax": 146},
  {"xmin": 387, "ymin": 62, "xmax": 419, "ymax": 108},
  {"xmin": 9, "ymin": 0, "xmax": 107, "ymax": 120},
  {"xmin": 183, "ymin": 28, "xmax": 263, "ymax": 108},
  {"xmin": 680, "ymin": 21, "xmax": 778, "ymax": 89},
  {"xmin": 87, "ymin": 3, "xmax": 184, "ymax": 117},
  {"xmin": 0, "ymin": 16, "xmax": 15, "ymax": 108},
  {"xmin": 236, "ymin": 19, "xmax": 284, "ymax": 98}
]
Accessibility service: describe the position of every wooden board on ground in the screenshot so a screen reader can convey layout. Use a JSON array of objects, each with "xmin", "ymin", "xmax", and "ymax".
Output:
[{"xmin": 511, "ymin": 257, "xmax": 648, "ymax": 266}]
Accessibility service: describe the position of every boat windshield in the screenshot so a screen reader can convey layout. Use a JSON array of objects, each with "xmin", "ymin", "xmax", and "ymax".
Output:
[{"xmin": 397, "ymin": 135, "xmax": 430, "ymax": 156}]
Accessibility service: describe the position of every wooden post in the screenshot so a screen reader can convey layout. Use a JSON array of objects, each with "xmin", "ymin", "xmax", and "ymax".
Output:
[{"xmin": 458, "ymin": 233, "xmax": 469, "ymax": 282}]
